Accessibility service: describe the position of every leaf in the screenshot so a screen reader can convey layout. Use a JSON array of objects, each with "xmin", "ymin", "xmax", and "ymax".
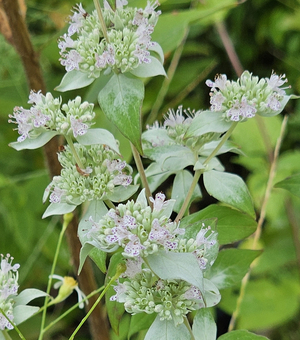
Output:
[
  {"xmin": 89, "ymin": 247, "xmax": 107, "ymax": 274},
  {"xmin": 128, "ymin": 313, "xmax": 156, "ymax": 339},
  {"xmin": 192, "ymin": 309, "xmax": 217, "ymax": 340},
  {"xmin": 203, "ymin": 170, "xmax": 255, "ymax": 218},
  {"xmin": 144, "ymin": 315, "xmax": 191, "ymax": 340},
  {"xmin": 257, "ymin": 95, "xmax": 297, "ymax": 117},
  {"xmin": 146, "ymin": 250, "xmax": 204, "ymax": 292},
  {"xmin": 105, "ymin": 252, "xmax": 125, "ymax": 335},
  {"xmin": 185, "ymin": 111, "xmax": 232, "ymax": 138},
  {"xmin": 171, "ymin": 170, "xmax": 202, "ymax": 213},
  {"xmin": 42, "ymin": 202, "xmax": 77, "ymax": 218},
  {"xmin": 180, "ymin": 205, "xmax": 257, "ymax": 245},
  {"xmin": 78, "ymin": 242, "xmax": 95, "ymax": 275},
  {"xmin": 107, "ymin": 184, "xmax": 139, "ymax": 203},
  {"xmin": 13, "ymin": 288, "xmax": 47, "ymax": 306},
  {"xmin": 217, "ymin": 330, "xmax": 269, "ymax": 340},
  {"xmin": 139, "ymin": 162, "xmax": 174, "ymax": 192},
  {"xmin": 98, "ymin": 73, "xmax": 144, "ymax": 154},
  {"xmin": 55, "ymin": 70, "xmax": 94, "ymax": 92},
  {"xmin": 76, "ymin": 128, "xmax": 120, "ymax": 154},
  {"xmin": 149, "ymin": 43, "xmax": 165, "ymax": 64},
  {"xmin": 130, "ymin": 56, "xmax": 166, "ymax": 78},
  {"xmin": 13, "ymin": 305, "xmax": 40, "ymax": 325},
  {"xmin": 206, "ymin": 249, "xmax": 261, "ymax": 290},
  {"xmin": 274, "ymin": 173, "xmax": 300, "ymax": 198},
  {"xmin": 203, "ymin": 279, "xmax": 221, "ymax": 307},
  {"xmin": 9, "ymin": 131, "xmax": 58, "ymax": 150}
]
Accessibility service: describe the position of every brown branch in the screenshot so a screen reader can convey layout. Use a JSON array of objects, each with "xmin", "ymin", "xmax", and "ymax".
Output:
[{"xmin": 1, "ymin": 1, "xmax": 109, "ymax": 339}]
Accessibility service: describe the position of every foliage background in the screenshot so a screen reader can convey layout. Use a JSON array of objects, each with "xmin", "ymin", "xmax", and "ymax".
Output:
[{"xmin": 1, "ymin": 0, "xmax": 300, "ymax": 339}]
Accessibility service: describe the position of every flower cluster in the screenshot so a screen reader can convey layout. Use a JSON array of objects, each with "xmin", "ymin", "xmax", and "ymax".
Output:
[
  {"xmin": 44, "ymin": 143, "xmax": 133, "ymax": 205},
  {"xmin": 206, "ymin": 71, "xmax": 290, "ymax": 122},
  {"xmin": 58, "ymin": 1, "xmax": 161, "ymax": 77},
  {"xmin": 0, "ymin": 254, "xmax": 20, "ymax": 330},
  {"xmin": 9, "ymin": 91, "xmax": 95, "ymax": 142},
  {"xmin": 111, "ymin": 270, "xmax": 205, "ymax": 326},
  {"xmin": 86, "ymin": 192, "xmax": 184, "ymax": 257}
]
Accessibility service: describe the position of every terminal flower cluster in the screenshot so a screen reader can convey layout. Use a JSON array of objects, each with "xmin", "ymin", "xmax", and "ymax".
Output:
[
  {"xmin": 58, "ymin": 1, "xmax": 161, "ymax": 77},
  {"xmin": 0, "ymin": 254, "xmax": 20, "ymax": 330},
  {"xmin": 9, "ymin": 91, "xmax": 95, "ymax": 142},
  {"xmin": 206, "ymin": 71, "xmax": 289, "ymax": 122},
  {"xmin": 44, "ymin": 143, "xmax": 132, "ymax": 206}
]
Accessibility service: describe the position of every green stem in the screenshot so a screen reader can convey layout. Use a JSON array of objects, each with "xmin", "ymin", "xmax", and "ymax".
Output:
[
  {"xmin": 0, "ymin": 308, "xmax": 26, "ymax": 340},
  {"xmin": 183, "ymin": 316, "xmax": 195, "ymax": 340},
  {"xmin": 43, "ymin": 286, "xmax": 105, "ymax": 333},
  {"xmin": 65, "ymin": 136, "xmax": 85, "ymax": 169},
  {"xmin": 104, "ymin": 199, "xmax": 116, "ymax": 209},
  {"xmin": 38, "ymin": 213, "xmax": 74, "ymax": 340},
  {"xmin": 69, "ymin": 273, "xmax": 119, "ymax": 340},
  {"xmin": 131, "ymin": 143, "xmax": 153, "ymax": 208},
  {"xmin": 93, "ymin": 0, "xmax": 109, "ymax": 42},
  {"xmin": 175, "ymin": 122, "xmax": 238, "ymax": 222}
]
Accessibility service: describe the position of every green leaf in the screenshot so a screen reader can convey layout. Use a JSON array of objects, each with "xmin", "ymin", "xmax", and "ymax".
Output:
[
  {"xmin": 203, "ymin": 170, "xmax": 255, "ymax": 218},
  {"xmin": 89, "ymin": 247, "xmax": 107, "ymax": 274},
  {"xmin": 206, "ymin": 249, "xmax": 261, "ymax": 290},
  {"xmin": 13, "ymin": 305, "xmax": 40, "ymax": 325},
  {"xmin": 9, "ymin": 131, "xmax": 58, "ymax": 150},
  {"xmin": 144, "ymin": 315, "xmax": 191, "ymax": 340},
  {"xmin": 128, "ymin": 313, "xmax": 156, "ymax": 339},
  {"xmin": 274, "ymin": 173, "xmax": 300, "ymax": 198},
  {"xmin": 203, "ymin": 279, "xmax": 221, "ymax": 308},
  {"xmin": 146, "ymin": 250, "xmax": 204, "ymax": 292},
  {"xmin": 105, "ymin": 252, "xmax": 125, "ymax": 335},
  {"xmin": 130, "ymin": 56, "xmax": 166, "ymax": 78},
  {"xmin": 149, "ymin": 43, "xmax": 165, "ymax": 64},
  {"xmin": 14, "ymin": 288, "xmax": 47, "ymax": 306},
  {"xmin": 180, "ymin": 205, "xmax": 257, "ymax": 245},
  {"xmin": 192, "ymin": 309, "xmax": 217, "ymax": 340},
  {"xmin": 78, "ymin": 242, "xmax": 95, "ymax": 275},
  {"xmin": 55, "ymin": 70, "xmax": 94, "ymax": 92},
  {"xmin": 171, "ymin": 170, "xmax": 202, "ymax": 213},
  {"xmin": 76, "ymin": 128, "xmax": 120, "ymax": 154},
  {"xmin": 257, "ymin": 95, "xmax": 298, "ymax": 117},
  {"xmin": 185, "ymin": 111, "xmax": 232, "ymax": 138},
  {"xmin": 98, "ymin": 73, "xmax": 144, "ymax": 154},
  {"xmin": 218, "ymin": 330, "xmax": 269, "ymax": 340},
  {"xmin": 107, "ymin": 184, "xmax": 139, "ymax": 203},
  {"xmin": 42, "ymin": 202, "xmax": 77, "ymax": 218}
]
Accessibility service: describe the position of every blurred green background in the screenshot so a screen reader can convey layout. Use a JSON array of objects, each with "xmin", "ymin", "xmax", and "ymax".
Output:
[{"xmin": 1, "ymin": 0, "xmax": 300, "ymax": 339}]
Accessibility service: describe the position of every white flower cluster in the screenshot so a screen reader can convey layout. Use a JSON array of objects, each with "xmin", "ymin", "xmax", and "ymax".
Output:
[
  {"xmin": 9, "ymin": 91, "xmax": 95, "ymax": 142},
  {"xmin": 0, "ymin": 254, "xmax": 20, "ymax": 331},
  {"xmin": 206, "ymin": 71, "xmax": 290, "ymax": 122},
  {"xmin": 44, "ymin": 143, "xmax": 133, "ymax": 205},
  {"xmin": 58, "ymin": 1, "xmax": 161, "ymax": 77}
]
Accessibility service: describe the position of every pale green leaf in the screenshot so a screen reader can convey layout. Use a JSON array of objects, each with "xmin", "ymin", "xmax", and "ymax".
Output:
[
  {"xmin": 192, "ymin": 308, "xmax": 217, "ymax": 340},
  {"xmin": 218, "ymin": 330, "xmax": 269, "ymax": 340},
  {"xmin": 14, "ymin": 288, "xmax": 47, "ymax": 306},
  {"xmin": 275, "ymin": 173, "xmax": 300, "ymax": 198},
  {"xmin": 107, "ymin": 184, "xmax": 139, "ymax": 203},
  {"xmin": 55, "ymin": 70, "xmax": 94, "ymax": 92},
  {"xmin": 9, "ymin": 131, "xmax": 58, "ymax": 150},
  {"xmin": 42, "ymin": 202, "xmax": 77, "ymax": 218},
  {"xmin": 130, "ymin": 56, "xmax": 166, "ymax": 78},
  {"xmin": 13, "ymin": 305, "xmax": 40, "ymax": 325}
]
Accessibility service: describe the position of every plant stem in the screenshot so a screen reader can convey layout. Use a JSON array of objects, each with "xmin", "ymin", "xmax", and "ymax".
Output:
[
  {"xmin": 183, "ymin": 316, "xmax": 195, "ymax": 340},
  {"xmin": 228, "ymin": 115, "xmax": 288, "ymax": 332},
  {"xmin": 69, "ymin": 273, "xmax": 119, "ymax": 340},
  {"xmin": 175, "ymin": 122, "xmax": 238, "ymax": 222},
  {"xmin": 131, "ymin": 143, "xmax": 153, "ymax": 207},
  {"xmin": 93, "ymin": 0, "xmax": 109, "ymax": 42},
  {"xmin": 38, "ymin": 213, "xmax": 74, "ymax": 340},
  {"xmin": 65, "ymin": 136, "xmax": 85, "ymax": 169},
  {"xmin": 0, "ymin": 308, "xmax": 26, "ymax": 340},
  {"xmin": 104, "ymin": 199, "xmax": 116, "ymax": 209}
]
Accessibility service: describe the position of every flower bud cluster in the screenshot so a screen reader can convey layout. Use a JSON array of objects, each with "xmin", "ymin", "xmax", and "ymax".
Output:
[
  {"xmin": 0, "ymin": 254, "xmax": 20, "ymax": 330},
  {"xmin": 44, "ymin": 143, "xmax": 132, "ymax": 205},
  {"xmin": 86, "ymin": 192, "xmax": 183, "ymax": 257},
  {"xmin": 206, "ymin": 71, "xmax": 289, "ymax": 122},
  {"xmin": 9, "ymin": 91, "xmax": 95, "ymax": 142},
  {"xmin": 111, "ymin": 270, "xmax": 205, "ymax": 326},
  {"xmin": 58, "ymin": 1, "xmax": 161, "ymax": 77}
]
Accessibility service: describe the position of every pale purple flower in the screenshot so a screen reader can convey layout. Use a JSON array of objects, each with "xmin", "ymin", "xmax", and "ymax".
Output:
[
  {"xmin": 49, "ymin": 187, "xmax": 65, "ymax": 204},
  {"xmin": 60, "ymin": 50, "xmax": 82, "ymax": 72},
  {"xmin": 1, "ymin": 254, "xmax": 20, "ymax": 274},
  {"xmin": 206, "ymin": 74, "xmax": 228, "ymax": 91},
  {"xmin": 210, "ymin": 92, "xmax": 225, "ymax": 111},
  {"xmin": 149, "ymin": 192, "xmax": 166, "ymax": 211},
  {"xmin": 31, "ymin": 107, "xmax": 50, "ymax": 128},
  {"xmin": 95, "ymin": 45, "xmax": 115, "ymax": 69},
  {"xmin": 110, "ymin": 280, "xmax": 127, "ymax": 301},
  {"xmin": 113, "ymin": 174, "xmax": 132, "ymax": 186},
  {"xmin": 58, "ymin": 34, "xmax": 75, "ymax": 53},
  {"xmin": 122, "ymin": 257, "xmax": 143, "ymax": 278},
  {"xmin": 68, "ymin": 3, "xmax": 86, "ymax": 36},
  {"xmin": 70, "ymin": 116, "xmax": 89, "ymax": 137},
  {"xmin": 28, "ymin": 90, "xmax": 43, "ymax": 104},
  {"xmin": 266, "ymin": 94, "xmax": 281, "ymax": 111},
  {"xmin": 106, "ymin": 225, "xmax": 130, "ymax": 245},
  {"xmin": 184, "ymin": 285, "xmax": 202, "ymax": 300},
  {"xmin": 106, "ymin": 159, "xmax": 126, "ymax": 172},
  {"xmin": 226, "ymin": 97, "xmax": 256, "ymax": 122},
  {"xmin": 266, "ymin": 72, "xmax": 289, "ymax": 95},
  {"xmin": 123, "ymin": 215, "xmax": 137, "ymax": 230},
  {"xmin": 124, "ymin": 235, "xmax": 145, "ymax": 257}
]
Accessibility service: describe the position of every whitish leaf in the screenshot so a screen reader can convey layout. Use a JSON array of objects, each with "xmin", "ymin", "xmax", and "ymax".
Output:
[
  {"xmin": 55, "ymin": 70, "xmax": 94, "ymax": 92},
  {"xmin": 171, "ymin": 170, "xmax": 201, "ymax": 213},
  {"xmin": 144, "ymin": 315, "xmax": 191, "ymax": 340},
  {"xmin": 130, "ymin": 56, "xmax": 166, "ymax": 78},
  {"xmin": 13, "ymin": 305, "xmax": 40, "ymax": 325},
  {"xmin": 76, "ymin": 128, "xmax": 120, "ymax": 153},
  {"xmin": 98, "ymin": 73, "xmax": 144, "ymax": 154},
  {"xmin": 206, "ymin": 249, "xmax": 261, "ymax": 290},
  {"xmin": 147, "ymin": 250, "xmax": 204, "ymax": 292},
  {"xmin": 9, "ymin": 131, "xmax": 58, "ymax": 150},
  {"xmin": 192, "ymin": 309, "xmax": 216, "ymax": 340},
  {"xmin": 149, "ymin": 43, "xmax": 165, "ymax": 63},
  {"xmin": 203, "ymin": 170, "xmax": 255, "ymax": 218},
  {"xmin": 203, "ymin": 279, "xmax": 221, "ymax": 307},
  {"xmin": 42, "ymin": 202, "xmax": 76, "ymax": 218},
  {"xmin": 107, "ymin": 185, "xmax": 139, "ymax": 203},
  {"xmin": 14, "ymin": 288, "xmax": 47, "ymax": 306},
  {"xmin": 257, "ymin": 95, "xmax": 298, "ymax": 117}
]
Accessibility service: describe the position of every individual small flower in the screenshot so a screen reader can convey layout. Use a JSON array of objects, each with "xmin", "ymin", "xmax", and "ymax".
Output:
[
  {"xmin": 49, "ymin": 275, "xmax": 87, "ymax": 309},
  {"xmin": 43, "ymin": 143, "xmax": 133, "ymax": 206},
  {"xmin": 0, "ymin": 254, "xmax": 20, "ymax": 330},
  {"xmin": 206, "ymin": 70, "xmax": 290, "ymax": 121}
]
